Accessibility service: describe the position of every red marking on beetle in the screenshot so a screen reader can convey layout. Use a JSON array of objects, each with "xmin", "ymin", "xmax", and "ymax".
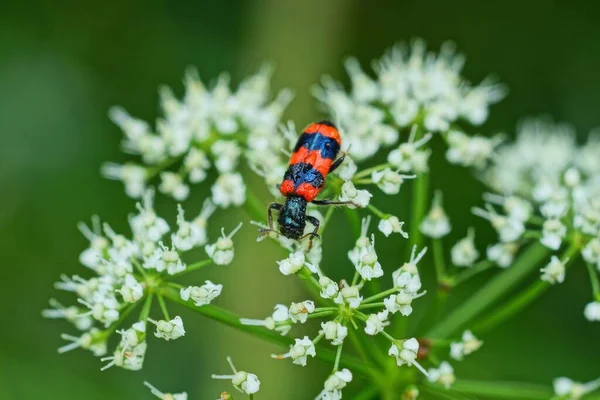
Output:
[
  {"xmin": 295, "ymin": 182, "xmax": 321, "ymax": 202},
  {"xmin": 279, "ymin": 180, "xmax": 294, "ymax": 196},
  {"xmin": 304, "ymin": 123, "xmax": 341, "ymax": 144}
]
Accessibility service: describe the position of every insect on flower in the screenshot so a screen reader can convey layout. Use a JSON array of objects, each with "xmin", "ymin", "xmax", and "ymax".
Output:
[{"xmin": 260, "ymin": 121, "xmax": 354, "ymax": 243}]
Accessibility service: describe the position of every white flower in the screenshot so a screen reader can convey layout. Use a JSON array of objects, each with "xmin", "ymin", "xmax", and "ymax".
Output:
[
  {"xmin": 58, "ymin": 328, "xmax": 107, "ymax": 356},
  {"xmin": 319, "ymin": 275, "xmax": 340, "ymax": 299},
  {"xmin": 582, "ymin": 238, "xmax": 600, "ymax": 270},
  {"xmin": 427, "ymin": 361, "xmax": 456, "ymax": 389},
  {"xmin": 192, "ymin": 199, "xmax": 216, "ymax": 245},
  {"xmin": 352, "ymin": 234, "xmax": 384, "ymax": 281},
  {"xmin": 473, "ymin": 206, "xmax": 524, "ymax": 243},
  {"xmin": 584, "ymin": 302, "xmax": 600, "ymax": 321},
  {"xmin": 205, "ymin": 223, "xmax": 242, "ymax": 265},
  {"xmin": 364, "ymin": 310, "xmax": 390, "ymax": 335},
  {"xmin": 338, "ymin": 180, "xmax": 372, "ymax": 208},
  {"xmin": 420, "ymin": 191, "xmax": 451, "ymax": 238},
  {"xmin": 483, "ymin": 193, "xmax": 532, "ymax": 222},
  {"xmin": 277, "ymin": 251, "xmax": 306, "ymax": 275},
  {"xmin": 100, "ymin": 322, "xmax": 147, "ymax": 371},
  {"xmin": 392, "ymin": 246, "xmax": 426, "ymax": 293},
  {"xmin": 184, "ymin": 148, "xmax": 210, "ymax": 183},
  {"xmin": 445, "ymin": 130, "xmax": 500, "ymax": 169},
  {"xmin": 540, "ymin": 218, "xmax": 567, "ymax": 250},
  {"xmin": 180, "ymin": 281, "xmax": 223, "ymax": 307},
  {"xmin": 240, "ymin": 304, "xmax": 291, "ymax": 335},
  {"xmin": 553, "ymin": 376, "xmax": 600, "ymax": 400},
  {"xmin": 388, "ymin": 338, "xmax": 428, "ymax": 376},
  {"xmin": 211, "ymin": 140, "xmax": 241, "ymax": 173},
  {"xmin": 289, "ymin": 301, "xmax": 315, "ymax": 324},
  {"xmin": 118, "ymin": 274, "xmax": 144, "ymax": 303},
  {"xmin": 144, "ymin": 382, "xmax": 188, "ymax": 400},
  {"xmin": 149, "ymin": 316, "xmax": 185, "ymax": 341},
  {"xmin": 336, "ymin": 155, "xmax": 357, "ymax": 180},
  {"xmin": 78, "ymin": 223, "xmax": 110, "ymax": 271},
  {"xmin": 172, "ymin": 204, "xmax": 204, "ymax": 251},
  {"xmin": 334, "ymin": 285, "xmax": 363, "ymax": 309},
  {"xmin": 212, "ymin": 356, "xmax": 261, "ymax": 395},
  {"xmin": 451, "ymin": 228, "xmax": 479, "ymax": 267},
  {"xmin": 540, "ymin": 256, "xmax": 568, "ymax": 284},
  {"xmin": 320, "ymin": 321, "xmax": 348, "ymax": 345},
  {"xmin": 42, "ymin": 299, "xmax": 93, "ymax": 331},
  {"xmin": 77, "ymin": 295, "xmax": 120, "ymax": 328},
  {"xmin": 101, "ymin": 163, "xmax": 147, "ymax": 198},
  {"xmin": 212, "ymin": 172, "xmax": 246, "ymax": 208},
  {"xmin": 145, "ymin": 244, "xmax": 185, "ymax": 275},
  {"xmin": 159, "ymin": 172, "xmax": 189, "ymax": 201},
  {"xmin": 384, "ymin": 291, "xmax": 425, "ymax": 317},
  {"xmin": 450, "ymin": 330, "xmax": 482, "ymax": 360},
  {"xmin": 346, "ymin": 57, "xmax": 379, "ymax": 102},
  {"xmin": 274, "ymin": 336, "xmax": 316, "ymax": 366},
  {"xmin": 378, "ymin": 215, "xmax": 408, "ymax": 238},
  {"xmin": 130, "ymin": 190, "xmax": 170, "ymax": 242},
  {"xmin": 317, "ymin": 369, "xmax": 353, "ymax": 400},
  {"xmin": 371, "ymin": 168, "xmax": 415, "ymax": 195},
  {"xmin": 486, "ymin": 242, "xmax": 518, "ymax": 268},
  {"xmin": 387, "ymin": 127, "xmax": 432, "ymax": 173}
]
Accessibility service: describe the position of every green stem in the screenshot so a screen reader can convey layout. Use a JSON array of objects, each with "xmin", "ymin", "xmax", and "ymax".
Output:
[
  {"xmin": 474, "ymin": 244, "xmax": 580, "ymax": 334},
  {"xmin": 160, "ymin": 287, "xmax": 376, "ymax": 377},
  {"xmin": 367, "ymin": 204, "xmax": 390, "ymax": 219},
  {"xmin": 586, "ymin": 262, "xmax": 600, "ymax": 301},
  {"xmin": 173, "ymin": 259, "xmax": 212, "ymax": 277},
  {"xmin": 406, "ymin": 172, "xmax": 429, "ymax": 258},
  {"xmin": 362, "ymin": 288, "xmax": 398, "ymax": 304},
  {"xmin": 333, "ymin": 343, "xmax": 344, "ymax": 371},
  {"xmin": 358, "ymin": 302, "xmax": 386, "ymax": 310},
  {"xmin": 157, "ymin": 295, "xmax": 170, "ymax": 320},
  {"xmin": 140, "ymin": 292, "xmax": 154, "ymax": 321},
  {"xmin": 426, "ymin": 243, "xmax": 549, "ymax": 339},
  {"xmin": 452, "ymin": 260, "xmax": 494, "ymax": 287},
  {"xmin": 432, "ymin": 239, "xmax": 447, "ymax": 282}
]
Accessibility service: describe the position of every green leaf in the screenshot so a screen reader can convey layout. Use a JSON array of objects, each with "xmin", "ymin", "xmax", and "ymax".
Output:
[{"xmin": 427, "ymin": 243, "xmax": 549, "ymax": 339}]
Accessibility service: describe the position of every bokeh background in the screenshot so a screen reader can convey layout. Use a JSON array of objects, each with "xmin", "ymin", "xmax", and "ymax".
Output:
[{"xmin": 1, "ymin": 1, "xmax": 599, "ymax": 399}]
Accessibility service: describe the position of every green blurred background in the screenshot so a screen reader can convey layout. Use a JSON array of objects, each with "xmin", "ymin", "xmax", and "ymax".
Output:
[{"xmin": 1, "ymin": 1, "xmax": 599, "ymax": 399}]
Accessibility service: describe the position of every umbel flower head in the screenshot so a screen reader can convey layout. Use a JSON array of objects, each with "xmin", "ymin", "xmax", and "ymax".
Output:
[
  {"xmin": 313, "ymin": 38, "xmax": 505, "ymax": 162},
  {"xmin": 241, "ymin": 216, "xmax": 429, "ymax": 399},
  {"xmin": 103, "ymin": 65, "xmax": 293, "ymax": 205},
  {"xmin": 43, "ymin": 190, "xmax": 238, "ymax": 371},
  {"xmin": 475, "ymin": 117, "xmax": 600, "ymax": 320}
]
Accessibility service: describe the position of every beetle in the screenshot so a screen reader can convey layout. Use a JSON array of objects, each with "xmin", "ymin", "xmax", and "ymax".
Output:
[{"xmin": 260, "ymin": 120, "xmax": 354, "ymax": 243}]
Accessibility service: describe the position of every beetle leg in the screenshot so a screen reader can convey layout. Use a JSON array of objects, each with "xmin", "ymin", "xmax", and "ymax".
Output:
[
  {"xmin": 302, "ymin": 215, "xmax": 321, "ymax": 250},
  {"xmin": 259, "ymin": 203, "xmax": 284, "ymax": 236},
  {"xmin": 312, "ymin": 199, "xmax": 358, "ymax": 208}
]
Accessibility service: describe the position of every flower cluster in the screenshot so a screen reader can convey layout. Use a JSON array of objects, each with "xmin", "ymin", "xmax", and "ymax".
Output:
[
  {"xmin": 314, "ymin": 39, "xmax": 505, "ymax": 164},
  {"xmin": 242, "ymin": 217, "xmax": 430, "ymax": 398},
  {"xmin": 102, "ymin": 66, "xmax": 293, "ymax": 206},
  {"xmin": 144, "ymin": 357, "xmax": 261, "ymax": 400},
  {"xmin": 43, "ymin": 191, "xmax": 240, "ymax": 371},
  {"xmin": 475, "ymin": 118, "xmax": 600, "ymax": 319}
]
